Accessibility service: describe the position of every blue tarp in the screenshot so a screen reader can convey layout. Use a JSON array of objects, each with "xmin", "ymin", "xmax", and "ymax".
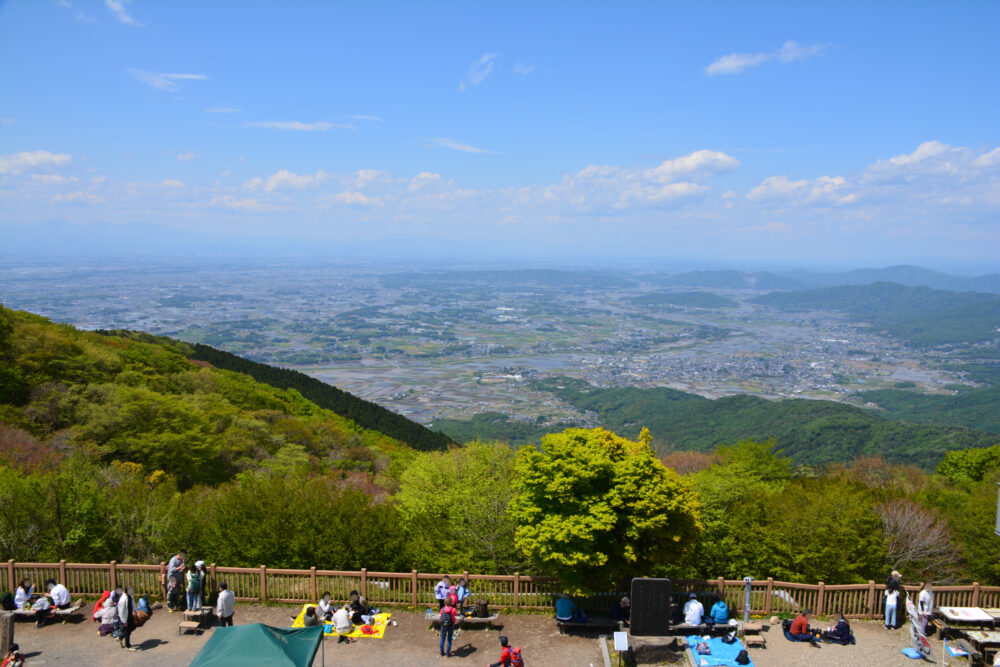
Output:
[{"xmin": 686, "ymin": 635, "xmax": 754, "ymax": 667}]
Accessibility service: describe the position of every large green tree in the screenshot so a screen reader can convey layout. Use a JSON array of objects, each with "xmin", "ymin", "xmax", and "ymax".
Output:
[
  {"xmin": 396, "ymin": 441, "xmax": 521, "ymax": 573},
  {"xmin": 508, "ymin": 427, "xmax": 702, "ymax": 591}
]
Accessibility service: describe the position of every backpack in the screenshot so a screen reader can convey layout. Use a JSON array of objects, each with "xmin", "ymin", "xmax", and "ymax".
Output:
[
  {"xmin": 188, "ymin": 571, "xmax": 201, "ymax": 593},
  {"xmin": 509, "ymin": 647, "xmax": 524, "ymax": 667},
  {"xmin": 137, "ymin": 596, "xmax": 151, "ymax": 615},
  {"xmin": 474, "ymin": 599, "xmax": 489, "ymax": 618},
  {"xmin": 440, "ymin": 609, "xmax": 454, "ymax": 629},
  {"xmin": 0, "ymin": 592, "xmax": 14, "ymax": 611},
  {"xmin": 735, "ymin": 649, "xmax": 750, "ymax": 665}
]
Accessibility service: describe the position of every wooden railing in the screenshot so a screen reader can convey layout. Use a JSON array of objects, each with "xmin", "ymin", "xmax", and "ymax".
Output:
[{"xmin": 5, "ymin": 560, "xmax": 998, "ymax": 619}]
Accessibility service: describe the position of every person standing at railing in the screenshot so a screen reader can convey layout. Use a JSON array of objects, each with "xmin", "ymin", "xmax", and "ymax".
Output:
[
  {"xmin": 435, "ymin": 575, "xmax": 451, "ymax": 610},
  {"xmin": 117, "ymin": 586, "xmax": 138, "ymax": 651},
  {"xmin": 215, "ymin": 582, "xmax": 235, "ymax": 627},
  {"xmin": 166, "ymin": 549, "xmax": 187, "ymax": 612},
  {"xmin": 918, "ymin": 583, "xmax": 934, "ymax": 634},
  {"xmin": 884, "ymin": 571, "xmax": 901, "ymax": 630},
  {"xmin": 186, "ymin": 561, "xmax": 204, "ymax": 612}
]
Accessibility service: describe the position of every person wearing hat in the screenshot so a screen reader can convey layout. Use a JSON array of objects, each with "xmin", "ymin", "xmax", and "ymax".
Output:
[
  {"xmin": 785, "ymin": 609, "xmax": 820, "ymax": 646},
  {"xmin": 683, "ymin": 593, "xmax": 704, "ymax": 625},
  {"xmin": 610, "ymin": 595, "xmax": 631, "ymax": 626}
]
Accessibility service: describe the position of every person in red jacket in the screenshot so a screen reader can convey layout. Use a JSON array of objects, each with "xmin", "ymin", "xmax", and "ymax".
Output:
[
  {"xmin": 489, "ymin": 635, "xmax": 523, "ymax": 667},
  {"xmin": 784, "ymin": 609, "xmax": 819, "ymax": 646}
]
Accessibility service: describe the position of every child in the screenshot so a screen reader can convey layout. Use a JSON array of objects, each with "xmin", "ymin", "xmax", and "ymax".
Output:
[{"xmin": 489, "ymin": 635, "xmax": 524, "ymax": 667}]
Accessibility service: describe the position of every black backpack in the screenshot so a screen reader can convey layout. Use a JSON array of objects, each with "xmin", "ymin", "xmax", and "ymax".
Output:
[
  {"xmin": 474, "ymin": 599, "xmax": 489, "ymax": 618},
  {"xmin": 440, "ymin": 609, "xmax": 454, "ymax": 628},
  {"xmin": 1, "ymin": 591, "xmax": 14, "ymax": 611},
  {"xmin": 736, "ymin": 649, "xmax": 750, "ymax": 665}
]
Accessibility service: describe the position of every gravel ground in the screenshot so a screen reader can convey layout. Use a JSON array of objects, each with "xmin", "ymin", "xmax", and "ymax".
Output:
[
  {"xmin": 730, "ymin": 619, "xmax": 964, "ymax": 667},
  {"xmin": 6, "ymin": 605, "xmax": 604, "ymax": 666}
]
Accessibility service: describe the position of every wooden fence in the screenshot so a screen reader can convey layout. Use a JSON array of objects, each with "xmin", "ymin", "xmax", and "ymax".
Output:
[{"xmin": 6, "ymin": 560, "xmax": 999, "ymax": 619}]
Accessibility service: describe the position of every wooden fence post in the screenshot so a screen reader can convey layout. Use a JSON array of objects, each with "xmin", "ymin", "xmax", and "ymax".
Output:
[
  {"xmin": 972, "ymin": 582, "xmax": 981, "ymax": 608},
  {"xmin": 717, "ymin": 577, "xmax": 724, "ymax": 597},
  {"xmin": 160, "ymin": 562, "xmax": 168, "ymax": 602},
  {"xmin": 58, "ymin": 559, "xmax": 66, "ymax": 585},
  {"xmin": 110, "ymin": 561, "xmax": 118, "ymax": 591},
  {"xmin": 513, "ymin": 572, "xmax": 520, "ymax": 609},
  {"xmin": 866, "ymin": 581, "xmax": 876, "ymax": 620},
  {"xmin": 361, "ymin": 568, "xmax": 368, "ymax": 599},
  {"xmin": 817, "ymin": 582, "xmax": 825, "ymax": 616},
  {"xmin": 259, "ymin": 565, "xmax": 266, "ymax": 604},
  {"xmin": 6, "ymin": 560, "xmax": 14, "ymax": 595},
  {"xmin": 411, "ymin": 570, "xmax": 418, "ymax": 607},
  {"xmin": 309, "ymin": 567, "xmax": 317, "ymax": 603},
  {"xmin": 764, "ymin": 578, "xmax": 773, "ymax": 615}
]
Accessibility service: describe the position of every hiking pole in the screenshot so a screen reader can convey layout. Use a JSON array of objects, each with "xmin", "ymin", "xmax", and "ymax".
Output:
[{"xmin": 743, "ymin": 577, "xmax": 754, "ymax": 623}]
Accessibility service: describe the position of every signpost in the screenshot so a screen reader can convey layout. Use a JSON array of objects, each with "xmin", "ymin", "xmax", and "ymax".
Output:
[{"xmin": 743, "ymin": 577, "xmax": 754, "ymax": 623}]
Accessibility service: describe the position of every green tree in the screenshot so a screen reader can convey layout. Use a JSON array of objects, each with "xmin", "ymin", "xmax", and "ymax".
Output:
[
  {"xmin": 508, "ymin": 427, "xmax": 701, "ymax": 591},
  {"xmin": 397, "ymin": 441, "xmax": 520, "ymax": 573}
]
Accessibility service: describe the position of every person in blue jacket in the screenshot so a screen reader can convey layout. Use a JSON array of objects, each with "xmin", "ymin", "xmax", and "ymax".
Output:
[
  {"xmin": 709, "ymin": 595, "xmax": 729, "ymax": 625},
  {"xmin": 555, "ymin": 594, "xmax": 587, "ymax": 623}
]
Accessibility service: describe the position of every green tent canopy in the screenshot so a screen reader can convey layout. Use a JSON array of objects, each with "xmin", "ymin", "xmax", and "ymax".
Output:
[{"xmin": 190, "ymin": 624, "xmax": 324, "ymax": 667}]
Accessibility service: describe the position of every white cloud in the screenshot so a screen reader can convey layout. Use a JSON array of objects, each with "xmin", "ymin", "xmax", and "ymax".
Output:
[
  {"xmin": 58, "ymin": 0, "xmax": 97, "ymax": 23},
  {"xmin": 705, "ymin": 40, "xmax": 829, "ymax": 75},
  {"xmin": 349, "ymin": 169, "xmax": 390, "ymax": 190},
  {"xmin": 204, "ymin": 107, "xmax": 240, "ymax": 114},
  {"xmin": 105, "ymin": 0, "xmax": 141, "ymax": 26},
  {"xmin": 644, "ymin": 149, "xmax": 739, "ymax": 183},
  {"xmin": 209, "ymin": 195, "xmax": 268, "ymax": 211},
  {"xmin": 54, "ymin": 191, "xmax": 104, "ymax": 204},
  {"xmin": 427, "ymin": 137, "xmax": 498, "ymax": 154},
  {"xmin": 409, "ymin": 172, "xmax": 442, "ymax": 192},
  {"xmin": 973, "ymin": 147, "xmax": 1000, "ymax": 168},
  {"xmin": 262, "ymin": 169, "xmax": 330, "ymax": 192},
  {"xmin": 176, "ymin": 151, "xmax": 198, "ymax": 162},
  {"xmin": 352, "ymin": 115, "xmax": 384, "ymax": 122},
  {"xmin": 330, "ymin": 191, "xmax": 374, "ymax": 205},
  {"xmin": 887, "ymin": 140, "xmax": 950, "ymax": 166},
  {"xmin": 127, "ymin": 69, "xmax": 207, "ymax": 92},
  {"xmin": 159, "ymin": 179, "xmax": 184, "ymax": 189},
  {"xmin": 747, "ymin": 175, "xmax": 808, "ymax": 200},
  {"xmin": 248, "ymin": 121, "xmax": 352, "ymax": 132},
  {"xmin": 459, "ymin": 53, "xmax": 501, "ymax": 91},
  {"xmin": 0, "ymin": 118, "xmax": 15, "ymax": 125},
  {"xmin": 513, "ymin": 63, "xmax": 537, "ymax": 75},
  {"xmin": 0, "ymin": 150, "xmax": 72, "ymax": 174},
  {"xmin": 31, "ymin": 174, "xmax": 77, "ymax": 184},
  {"xmin": 242, "ymin": 177, "xmax": 264, "ymax": 191}
]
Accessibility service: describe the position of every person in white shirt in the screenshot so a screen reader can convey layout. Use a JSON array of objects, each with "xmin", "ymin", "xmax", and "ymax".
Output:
[
  {"xmin": 918, "ymin": 583, "xmax": 934, "ymax": 633},
  {"xmin": 215, "ymin": 582, "xmax": 235, "ymax": 627},
  {"xmin": 317, "ymin": 591, "xmax": 336, "ymax": 621},
  {"xmin": 683, "ymin": 593, "xmax": 705, "ymax": 625},
  {"xmin": 13, "ymin": 580, "xmax": 33, "ymax": 609},
  {"xmin": 45, "ymin": 579, "xmax": 71, "ymax": 609},
  {"xmin": 117, "ymin": 586, "xmax": 137, "ymax": 651},
  {"xmin": 332, "ymin": 604, "xmax": 354, "ymax": 643}
]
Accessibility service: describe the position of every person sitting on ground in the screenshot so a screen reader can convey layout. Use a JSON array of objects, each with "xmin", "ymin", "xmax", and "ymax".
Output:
[
  {"xmin": 317, "ymin": 591, "xmax": 336, "ymax": 621},
  {"xmin": 13, "ymin": 580, "xmax": 33, "ymax": 610},
  {"xmin": 45, "ymin": 578, "xmax": 72, "ymax": 610},
  {"xmin": 709, "ymin": 595, "xmax": 729, "ymax": 625},
  {"xmin": 488, "ymin": 635, "xmax": 524, "ymax": 667},
  {"xmin": 348, "ymin": 590, "xmax": 371, "ymax": 624},
  {"xmin": 784, "ymin": 609, "xmax": 820, "ymax": 646},
  {"xmin": 332, "ymin": 604, "xmax": 354, "ymax": 644},
  {"xmin": 820, "ymin": 612, "xmax": 853, "ymax": 645},
  {"xmin": 610, "ymin": 596, "xmax": 631, "ymax": 626},
  {"xmin": 302, "ymin": 605, "xmax": 321, "ymax": 627},
  {"xmin": 434, "ymin": 576, "xmax": 451, "ymax": 610},
  {"xmin": 683, "ymin": 593, "xmax": 704, "ymax": 625},
  {"xmin": 555, "ymin": 593, "xmax": 587, "ymax": 623},
  {"xmin": 215, "ymin": 582, "xmax": 235, "ymax": 628}
]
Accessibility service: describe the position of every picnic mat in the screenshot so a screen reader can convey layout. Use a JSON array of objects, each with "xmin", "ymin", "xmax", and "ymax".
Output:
[
  {"xmin": 686, "ymin": 635, "xmax": 754, "ymax": 667},
  {"xmin": 291, "ymin": 604, "xmax": 392, "ymax": 639}
]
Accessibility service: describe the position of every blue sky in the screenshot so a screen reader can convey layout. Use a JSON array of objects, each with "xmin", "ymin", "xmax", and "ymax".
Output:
[{"xmin": 1, "ymin": 0, "xmax": 998, "ymax": 264}]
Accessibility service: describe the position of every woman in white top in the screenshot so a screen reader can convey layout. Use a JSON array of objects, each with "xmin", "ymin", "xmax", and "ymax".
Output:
[
  {"xmin": 918, "ymin": 583, "xmax": 934, "ymax": 633},
  {"xmin": 317, "ymin": 592, "xmax": 335, "ymax": 621}
]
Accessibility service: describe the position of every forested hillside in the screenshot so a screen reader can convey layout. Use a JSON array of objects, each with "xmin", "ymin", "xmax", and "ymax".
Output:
[
  {"xmin": 0, "ymin": 307, "xmax": 419, "ymax": 488},
  {"xmin": 859, "ymin": 385, "xmax": 1000, "ymax": 434},
  {"xmin": 438, "ymin": 377, "xmax": 1000, "ymax": 469},
  {"xmin": 753, "ymin": 282, "xmax": 1000, "ymax": 347}
]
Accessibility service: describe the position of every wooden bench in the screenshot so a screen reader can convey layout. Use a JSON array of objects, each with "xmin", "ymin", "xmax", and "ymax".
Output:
[
  {"xmin": 744, "ymin": 635, "xmax": 767, "ymax": 649},
  {"xmin": 183, "ymin": 608, "xmax": 211, "ymax": 627},
  {"xmin": 178, "ymin": 620, "xmax": 202, "ymax": 635},
  {"xmin": 556, "ymin": 618, "xmax": 621, "ymax": 635},
  {"xmin": 427, "ymin": 613, "xmax": 501, "ymax": 628},
  {"xmin": 12, "ymin": 606, "xmax": 81, "ymax": 623}
]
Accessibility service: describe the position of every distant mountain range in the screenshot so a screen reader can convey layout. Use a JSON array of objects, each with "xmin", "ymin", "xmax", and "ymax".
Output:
[
  {"xmin": 653, "ymin": 265, "xmax": 1000, "ymax": 293},
  {"xmin": 752, "ymin": 282, "xmax": 1000, "ymax": 347}
]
